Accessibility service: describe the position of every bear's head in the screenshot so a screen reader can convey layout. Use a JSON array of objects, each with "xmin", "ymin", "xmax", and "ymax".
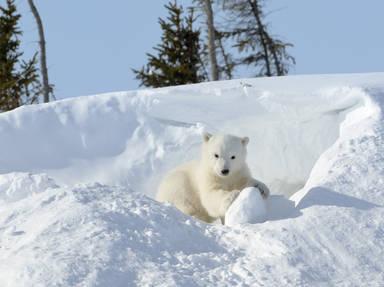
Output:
[{"xmin": 201, "ymin": 132, "xmax": 249, "ymax": 178}]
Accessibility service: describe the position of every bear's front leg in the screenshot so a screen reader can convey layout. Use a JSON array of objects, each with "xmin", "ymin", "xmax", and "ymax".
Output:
[
  {"xmin": 248, "ymin": 178, "xmax": 270, "ymax": 198},
  {"xmin": 200, "ymin": 189, "xmax": 241, "ymax": 219}
]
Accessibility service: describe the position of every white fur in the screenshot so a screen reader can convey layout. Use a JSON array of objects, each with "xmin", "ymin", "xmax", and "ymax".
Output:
[{"xmin": 156, "ymin": 133, "xmax": 270, "ymax": 223}]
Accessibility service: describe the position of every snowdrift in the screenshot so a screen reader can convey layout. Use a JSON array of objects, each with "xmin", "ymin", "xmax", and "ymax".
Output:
[{"xmin": 1, "ymin": 73, "xmax": 384, "ymax": 286}]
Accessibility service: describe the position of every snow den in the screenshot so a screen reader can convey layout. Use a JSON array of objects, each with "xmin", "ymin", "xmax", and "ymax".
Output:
[{"xmin": 0, "ymin": 79, "xmax": 368, "ymax": 199}]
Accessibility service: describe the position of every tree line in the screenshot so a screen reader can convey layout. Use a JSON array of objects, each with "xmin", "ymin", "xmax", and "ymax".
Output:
[
  {"xmin": 0, "ymin": 0, "xmax": 295, "ymax": 111},
  {"xmin": 134, "ymin": 0, "xmax": 295, "ymax": 88}
]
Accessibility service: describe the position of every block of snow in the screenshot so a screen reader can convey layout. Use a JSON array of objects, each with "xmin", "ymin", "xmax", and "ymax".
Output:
[
  {"xmin": 225, "ymin": 187, "xmax": 267, "ymax": 226},
  {"xmin": 0, "ymin": 172, "xmax": 59, "ymax": 203}
]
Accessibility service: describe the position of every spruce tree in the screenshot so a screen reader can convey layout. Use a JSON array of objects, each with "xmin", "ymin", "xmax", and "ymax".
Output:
[
  {"xmin": 222, "ymin": 0, "xmax": 295, "ymax": 77},
  {"xmin": 0, "ymin": 0, "xmax": 41, "ymax": 112},
  {"xmin": 133, "ymin": 1, "xmax": 207, "ymax": 88}
]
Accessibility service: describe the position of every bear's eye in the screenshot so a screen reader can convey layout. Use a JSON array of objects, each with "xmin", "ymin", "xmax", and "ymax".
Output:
[
  {"xmin": 214, "ymin": 154, "xmax": 219, "ymax": 159},
  {"xmin": 231, "ymin": 156, "xmax": 236, "ymax": 160}
]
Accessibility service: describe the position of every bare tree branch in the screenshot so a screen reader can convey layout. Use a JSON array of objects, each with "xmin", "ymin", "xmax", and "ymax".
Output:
[
  {"xmin": 27, "ymin": 0, "xmax": 51, "ymax": 102},
  {"xmin": 203, "ymin": 0, "xmax": 219, "ymax": 81}
]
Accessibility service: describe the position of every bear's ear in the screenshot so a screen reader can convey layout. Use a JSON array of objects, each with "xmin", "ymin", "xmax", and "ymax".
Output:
[
  {"xmin": 203, "ymin": 132, "xmax": 212, "ymax": 143},
  {"xmin": 241, "ymin": 136, "xmax": 249, "ymax": 146}
]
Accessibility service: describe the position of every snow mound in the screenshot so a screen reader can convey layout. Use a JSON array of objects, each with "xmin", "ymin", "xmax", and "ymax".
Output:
[
  {"xmin": 0, "ymin": 172, "xmax": 58, "ymax": 203},
  {"xmin": 1, "ymin": 75, "xmax": 380, "ymax": 197},
  {"xmin": 1, "ymin": 73, "xmax": 384, "ymax": 285},
  {"xmin": 0, "ymin": 183, "xmax": 227, "ymax": 286},
  {"xmin": 225, "ymin": 187, "xmax": 267, "ymax": 226}
]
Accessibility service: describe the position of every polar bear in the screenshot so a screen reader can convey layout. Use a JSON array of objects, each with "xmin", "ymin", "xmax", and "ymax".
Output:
[{"xmin": 156, "ymin": 133, "xmax": 269, "ymax": 223}]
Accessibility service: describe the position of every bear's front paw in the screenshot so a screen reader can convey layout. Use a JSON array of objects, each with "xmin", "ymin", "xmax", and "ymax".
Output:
[
  {"xmin": 221, "ymin": 190, "xmax": 241, "ymax": 216},
  {"xmin": 254, "ymin": 182, "xmax": 270, "ymax": 199}
]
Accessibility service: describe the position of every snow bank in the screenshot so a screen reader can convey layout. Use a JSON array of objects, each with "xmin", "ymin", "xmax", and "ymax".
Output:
[
  {"xmin": 0, "ymin": 183, "xmax": 223, "ymax": 286},
  {"xmin": 1, "ymin": 73, "xmax": 384, "ymax": 286},
  {"xmin": 1, "ymin": 74, "xmax": 380, "ymax": 197},
  {"xmin": 0, "ymin": 172, "xmax": 58, "ymax": 203}
]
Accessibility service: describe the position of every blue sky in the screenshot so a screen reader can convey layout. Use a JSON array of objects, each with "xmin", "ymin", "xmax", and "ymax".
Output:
[{"xmin": 14, "ymin": 0, "xmax": 384, "ymax": 99}]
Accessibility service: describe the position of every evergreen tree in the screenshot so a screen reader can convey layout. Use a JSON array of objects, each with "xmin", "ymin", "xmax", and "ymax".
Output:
[
  {"xmin": 133, "ymin": 1, "xmax": 207, "ymax": 88},
  {"xmin": 0, "ymin": 0, "xmax": 41, "ymax": 112},
  {"xmin": 222, "ymin": 0, "xmax": 295, "ymax": 77}
]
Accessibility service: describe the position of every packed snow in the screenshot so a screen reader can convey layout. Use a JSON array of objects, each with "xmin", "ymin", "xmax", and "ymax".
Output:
[
  {"xmin": 0, "ymin": 73, "xmax": 384, "ymax": 286},
  {"xmin": 225, "ymin": 187, "xmax": 267, "ymax": 226}
]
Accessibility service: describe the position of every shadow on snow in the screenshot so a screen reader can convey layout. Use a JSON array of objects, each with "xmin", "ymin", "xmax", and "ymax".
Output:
[{"xmin": 265, "ymin": 187, "xmax": 381, "ymax": 222}]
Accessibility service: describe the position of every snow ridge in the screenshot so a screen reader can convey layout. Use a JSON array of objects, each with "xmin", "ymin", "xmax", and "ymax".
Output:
[{"xmin": 0, "ymin": 73, "xmax": 384, "ymax": 286}]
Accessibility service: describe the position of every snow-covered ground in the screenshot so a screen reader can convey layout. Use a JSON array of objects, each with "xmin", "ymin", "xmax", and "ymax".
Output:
[{"xmin": 0, "ymin": 73, "xmax": 383, "ymax": 286}]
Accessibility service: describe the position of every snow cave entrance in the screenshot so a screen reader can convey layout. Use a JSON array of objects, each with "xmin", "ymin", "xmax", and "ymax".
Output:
[
  {"xmin": 141, "ymin": 88, "xmax": 368, "ymax": 202},
  {"xmin": 232, "ymin": 99, "xmax": 362, "ymax": 198},
  {"xmin": 147, "ymin": 93, "xmax": 363, "ymax": 200}
]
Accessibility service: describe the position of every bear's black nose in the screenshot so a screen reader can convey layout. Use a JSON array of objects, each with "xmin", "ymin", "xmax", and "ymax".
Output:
[{"xmin": 221, "ymin": 169, "xmax": 229, "ymax": 175}]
